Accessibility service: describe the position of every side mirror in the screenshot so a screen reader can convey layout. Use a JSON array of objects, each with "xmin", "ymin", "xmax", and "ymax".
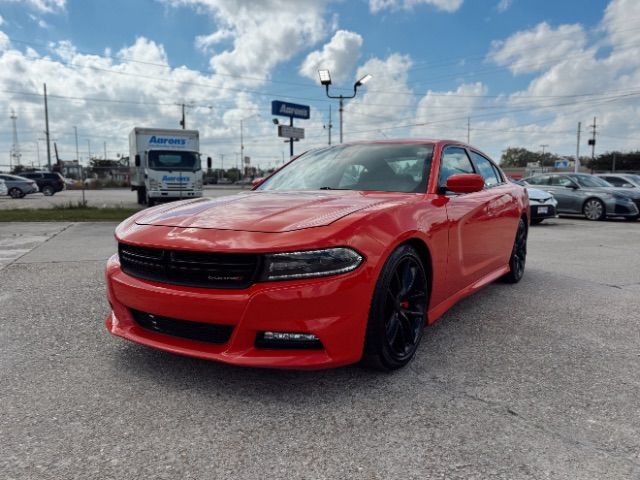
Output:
[
  {"xmin": 207, "ymin": 157, "xmax": 212, "ymax": 169},
  {"xmin": 445, "ymin": 173, "xmax": 485, "ymax": 194},
  {"xmin": 134, "ymin": 154, "xmax": 140, "ymax": 167}
]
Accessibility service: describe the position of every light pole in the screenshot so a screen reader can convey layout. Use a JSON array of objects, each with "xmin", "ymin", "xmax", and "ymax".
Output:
[
  {"xmin": 240, "ymin": 113, "xmax": 260, "ymax": 177},
  {"xmin": 318, "ymin": 69, "xmax": 372, "ymax": 143},
  {"xmin": 74, "ymin": 126, "xmax": 85, "ymax": 206}
]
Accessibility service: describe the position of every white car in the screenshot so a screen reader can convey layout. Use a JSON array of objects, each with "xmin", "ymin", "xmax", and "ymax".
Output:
[
  {"xmin": 516, "ymin": 180, "xmax": 559, "ymax": 224},
  {"xmin": 0, "ymin": 178, "xmax": 7, "ymax": 196}
]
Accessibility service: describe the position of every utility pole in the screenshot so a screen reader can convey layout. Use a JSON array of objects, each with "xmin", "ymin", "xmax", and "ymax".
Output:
[
  {"xmin": 612, "ymin": 152, "xmax": 616, "ymax": 172},
  {"xmin": 324, "ymin": 105, "xmax": 333, "ymax": 145},
  {"xmin": 10, "ymin": 109, "xmax": 21, "ymax": 170},
  {"xmin": 219, "ymin": 153, "xmax": 224, "ymax": 180},
  {"xmin": 74, "ymin": 126, "xmax": 85, "ymax": 206},
  {"xmin": 540, "ymin": 144, "xmax": 549, "ymax": 155},
  {"xmin": 180, "ymin": 103, "xmax": 186, "ymax": 129},
  {"xmin": 575, "ymin": 122, "xmax": 581, "ymax": 173},
  {"xmin": 35, "ymin": 140, "xmax": 40, "ymax": 167},
  {"xmin": 588, "ymin": 117, "xmax": 597, "ymax": 173},
  {"xmin": 44, "ymin": 83, "xmax": 52, "ymax": 171},
  {"xmin": 103, "ymin": 141, "xmax": 107, "ymax": 160},
  {"xmin": 467, "ymin": 117, "xmax": 470, "ymax": 144}
]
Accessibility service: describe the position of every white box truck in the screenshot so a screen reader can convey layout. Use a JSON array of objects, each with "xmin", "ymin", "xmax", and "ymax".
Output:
[{"xmin": 129, "ymin": 127, "xmax": 203, "ymax": 206}]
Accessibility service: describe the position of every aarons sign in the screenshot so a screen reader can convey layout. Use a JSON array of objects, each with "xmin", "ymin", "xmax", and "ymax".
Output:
[{"xmin": 148, "ymin": 136, "xmax": 187, "ymax": 146}]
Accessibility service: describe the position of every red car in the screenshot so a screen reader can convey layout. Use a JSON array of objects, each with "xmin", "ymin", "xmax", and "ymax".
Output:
[{"xmin": 106, "ymin": 140, "xmax": 528, "ymax": 370}]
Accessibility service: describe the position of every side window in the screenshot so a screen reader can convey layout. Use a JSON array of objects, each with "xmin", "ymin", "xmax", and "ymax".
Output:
[
  {"xmin": 525, "ymin": 175, "xmax": 550, "ymax": 186},
  {"xmin": 550, "ymin": 176, "xmax": 576, "ymax": 187},
  {"xmin": 469, "ymin": 151, "xmax": 499, "ymax": 187},
  {"xmin": 438, "ymin": 147, "xmax": 475, "ymax": 187},
  {"xmin": 602, "ymin": 176, "xmax": 624, "ymax": 187}
]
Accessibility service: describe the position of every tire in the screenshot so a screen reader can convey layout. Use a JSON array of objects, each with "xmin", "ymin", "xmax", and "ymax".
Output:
[
  {"xmin": 136, "ymin": 188, "xmax": 145, "ymax": 205},
  {"xmin": 146, "ymin": 194, "xmax": 155, "ymax": 207},
  {"xmin": 583, "ymin": 198, "xmax": 605, "ymax": 221},
  {"xmin": 9, "ymin": 187, "xmax": 24, "ymax": 199},
  {"xmin": 531, "ymin": 218, "xmax": 544, "ymax": 225},
  {"xmin": 361, "ymin": 245, "xmax": 429, "ymax": 371},
  {"xmin": 501, "ymin": 218, "xmax": 527, "ymax": 284},
  {"xmin": 42, "ymin": 185, "xmax": 54, "ymax": 196}
]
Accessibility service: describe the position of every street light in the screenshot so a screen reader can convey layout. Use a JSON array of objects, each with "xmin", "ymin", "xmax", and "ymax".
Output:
[
  {"xmin": 319, "ymin": 69, "xmax": 372, "ymax": 143},
  {"xmin": 240, "ymin": 113, "xmax": 260, "ymax": 177}
]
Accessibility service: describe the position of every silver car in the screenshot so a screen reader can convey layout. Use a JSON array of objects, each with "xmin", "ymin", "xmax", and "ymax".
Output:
[
  {"xmin": 0, "ymin": 174, "xmax": 39, "ymax": 198},
  {"xmin": 522, "ymin": 173, "xmax": 640, "ymax": 221},
  {"xmin": 0, "ymin": 178, "xmax": 7, "ymax": 196},
  {"xmin": 596, "ymin": 173, "xmax": 640, "ymax": 190}
]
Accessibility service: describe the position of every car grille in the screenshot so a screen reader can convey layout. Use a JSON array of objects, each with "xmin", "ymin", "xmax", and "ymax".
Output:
[
  {"xmin": 118, "ymin": 243, "xmax": 260, "ymax": 289},
  {"xmin": 131, "ymin": 309, "xmax": 233, "ymax": 344}
]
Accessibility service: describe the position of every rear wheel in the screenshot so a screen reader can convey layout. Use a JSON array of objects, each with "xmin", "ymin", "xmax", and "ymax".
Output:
[
  {"xmin": 501, "ymin": 218, "xmax": 527, "ymax": 284},
  {"xmin": 9, "ymin": 188, "xmax": 24, "ymax": 199},
  {"xmin": 583, "ymin": 198, "xmax": 605, "ymax": 221},
  {"xmin": 42, "ymin": 185, "xmax": 54, "ymax": 196},
  {"xmin": 362, "ymin": 245, "xmax": 429, "ymax": 371}
]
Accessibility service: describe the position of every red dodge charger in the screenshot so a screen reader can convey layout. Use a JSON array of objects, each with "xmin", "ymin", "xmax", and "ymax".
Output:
[{"xmin": 106, "ymin": 140, "xmax": 529, "ymax": 370}]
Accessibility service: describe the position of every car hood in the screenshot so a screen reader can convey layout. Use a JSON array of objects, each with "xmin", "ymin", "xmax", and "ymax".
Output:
[
  {"xmin": 135, "ymin": 191, "xmax": 407, "ymax": 233},
  {"xmin": 526, "ymin": 187, "xmax": 553, "ymax": 201}
]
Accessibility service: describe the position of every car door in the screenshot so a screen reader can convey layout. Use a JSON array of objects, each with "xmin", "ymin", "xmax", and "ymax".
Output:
[
  {"xmin": 468, "ymin": 150, "xmax": 519, "ymax": 268},
  {"xmin": 547, "ymin": 175, "xmax": 581, "ymax": 213},
  {"xmin": 438, "ymin": 146, "xmax": 498, "ymax": 295}
]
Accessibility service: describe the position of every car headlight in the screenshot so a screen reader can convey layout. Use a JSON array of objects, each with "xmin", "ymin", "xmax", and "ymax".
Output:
[
  {"xmin": 149, "ymin": 178, "xmax": 159, "ymax": 190},
  {"xmin": 259, "ymin": 247, "xmax": 364, "ymax": 281}
]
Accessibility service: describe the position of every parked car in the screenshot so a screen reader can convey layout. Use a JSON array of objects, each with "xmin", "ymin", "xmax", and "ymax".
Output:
[
  {"xmin": 20, "ymin": 171, "xmax": 66, "ymax": 195},
  {"xmin": 516, "ymin": 181, "xmax": 558, "ymax": 224},
  {"xmin": 0, "ymin": 178, "xmax": 7, "ymax": 196},
  {"xmin": 596, "ymin": 173, "xmax": 640, "ymax": 190},
  {"xmin": 0, "ymin": 174, "xmax": 39, "ymax": 198},
  {"xmin": 522, "ymin": 173, "xmax": 640, "ymax": 221},
  {"xmin": 19, "ymin": 171, "xmax": 66, "ymax": 196},
  {"xmin": 106, "ymin": 140, "xmax": 529, "ymax": 370}
]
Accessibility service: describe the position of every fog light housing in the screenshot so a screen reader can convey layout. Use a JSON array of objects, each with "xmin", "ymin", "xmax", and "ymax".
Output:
[{"xmin": 255, "ymin": 331, "xmax": 323, "ymax": 350}]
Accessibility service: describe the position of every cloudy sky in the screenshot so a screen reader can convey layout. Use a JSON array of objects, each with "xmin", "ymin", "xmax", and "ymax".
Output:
[{"xmin": 0, "ymin": 0, "xmax": 638, "ymax": 170}]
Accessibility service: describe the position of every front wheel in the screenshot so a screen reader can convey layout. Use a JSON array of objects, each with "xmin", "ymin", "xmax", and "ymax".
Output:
[
  {"xmin": 362, "ymin": 245, "xmax": 429, "ymax": 371},
  {"xmin": 9, "ymin": 188, "xmax": 24, "ymax": 199},
  {"xmin": 501, "ymin": 218, "xmax": 527, "ymax": 284},
  {"xmin": 583, "ymin": 198, "xmax": 605, "ymax": 221},
  {"xmin": 146, "ymin": 194, "xmax": 155, "ymax": 207}
]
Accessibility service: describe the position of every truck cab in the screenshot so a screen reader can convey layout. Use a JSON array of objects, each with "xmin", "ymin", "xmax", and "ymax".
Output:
[{"xmin": 129, "ymin": 128, "xmax": 203, "ymax": 206}]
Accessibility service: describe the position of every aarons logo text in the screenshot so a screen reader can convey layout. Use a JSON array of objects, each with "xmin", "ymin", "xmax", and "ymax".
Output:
[
  {"xmin": 162, "ymin": 175, "xmax": 190, "ymax": 182},
  {"xmin": 149, "ymin": 136, "xmax": 186, "ymax": 146}
]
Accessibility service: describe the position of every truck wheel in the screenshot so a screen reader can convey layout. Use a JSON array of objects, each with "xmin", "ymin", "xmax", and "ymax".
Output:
[
  {"xmin": 136, "ymin": 188, "xmax": 145, "ymax": 205},
  {"xmin": 146, "ymin": 194, "xmax": 155, "ymax": 207}
]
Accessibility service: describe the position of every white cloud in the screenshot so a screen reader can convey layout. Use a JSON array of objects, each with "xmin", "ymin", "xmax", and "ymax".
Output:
[
  {"xmin": 0, "ymin": 31, "xmax": 9, "ymax": 51},
  {"xmin": 496, "ymin": 0, "xmax": 512, "ymax": 13},
  {"xmin": 369, "ymin": 0, "xmax": 463, "ymax": 13},
  {"xmin": 0, "ymin": 0, "xmax": 66, "ymax": 13},
  {"xmin": 299, "ymin": 30, "xmax": 363, "ymax": 84},
  {"xmin": 488, "ymin": 22, "xmax": 586, "ymax": 75},
  {"xmin": 165, "ymin": 0, "xmax": 330, "ymax": 84}
]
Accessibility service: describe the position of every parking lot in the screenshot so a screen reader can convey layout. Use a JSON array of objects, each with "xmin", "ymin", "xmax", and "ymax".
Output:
[
  {"xmin": 0, "ymin": 186, "xmax": 245, "ymax": 210},
  {"xmin": 1, "ymin": 217, "xmax": 639, "ymax": 479}
]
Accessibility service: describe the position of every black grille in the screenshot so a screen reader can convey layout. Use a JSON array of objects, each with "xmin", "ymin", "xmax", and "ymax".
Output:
[
  {"xmin": 131, "ymin": 309, "xmax": 233, "ymax": 344},
  {"xmin": 119, "ymin": 243, "xmax": 260, "ymax": 289}
]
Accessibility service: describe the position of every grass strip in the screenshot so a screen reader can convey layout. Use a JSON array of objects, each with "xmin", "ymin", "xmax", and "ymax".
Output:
[{"xmin": 0, "ymin": 206, "xmax": 141, "ymax": 222}]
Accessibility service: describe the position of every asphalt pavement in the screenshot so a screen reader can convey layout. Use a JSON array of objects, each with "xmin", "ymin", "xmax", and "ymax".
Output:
[{"xmin": 1, "ymin": 218, "xmax": 639, "ymax": 479}]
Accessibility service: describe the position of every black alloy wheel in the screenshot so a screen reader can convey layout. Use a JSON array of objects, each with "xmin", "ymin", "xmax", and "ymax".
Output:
[
  {"xmin": 362, "ymin": 245, "xmax": 429, "ymax": 370},
  {"xmin": 9, "ymin": 187, "xmax": 24, "ymax": 199},
  {"xmin": 502, "ymin": 218, "xmax": 527, "ymax": 283}
]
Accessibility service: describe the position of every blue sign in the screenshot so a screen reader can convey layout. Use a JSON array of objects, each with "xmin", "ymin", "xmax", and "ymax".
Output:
[
  {"xmin": 555, "ymin": 160, "xmax": 569, "ymax": 168},
  {"xmin": 271, "ymin": 100, "xmax": 310, "ymax": 120}
]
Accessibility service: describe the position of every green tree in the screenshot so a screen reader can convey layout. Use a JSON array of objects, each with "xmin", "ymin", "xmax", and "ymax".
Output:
[{"xmin": 500, "ymin": 147, "xmax": 560, "ymax": 167}]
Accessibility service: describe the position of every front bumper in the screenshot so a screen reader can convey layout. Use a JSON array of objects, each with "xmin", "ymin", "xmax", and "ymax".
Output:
[
  {"xmin": 605, "ymin": 197, "xmax": 639, "ymax": 217},
  {"xmin": 148, "ymin": 190, "xmax": 203, "ymax": 200},
  {"xmin": 105, "ymin": 254, "xmax": 373, "ymax": 369},
  {"xmin": 530, "ymin": 203, "xmax": 557, "ymax": 219}
]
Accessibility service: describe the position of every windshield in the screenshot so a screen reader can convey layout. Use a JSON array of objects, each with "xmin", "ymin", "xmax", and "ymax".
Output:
[
  {"xmin": 573, "ymin": 175, "xmax": 613, "ymax": 187},
  {"xmin": 148, "ymin": 150, "xmax": 200, "ymax": 171},
  {"xmin": 258, "ymin": 143, "xmax": 434, "ymax": 193}
]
